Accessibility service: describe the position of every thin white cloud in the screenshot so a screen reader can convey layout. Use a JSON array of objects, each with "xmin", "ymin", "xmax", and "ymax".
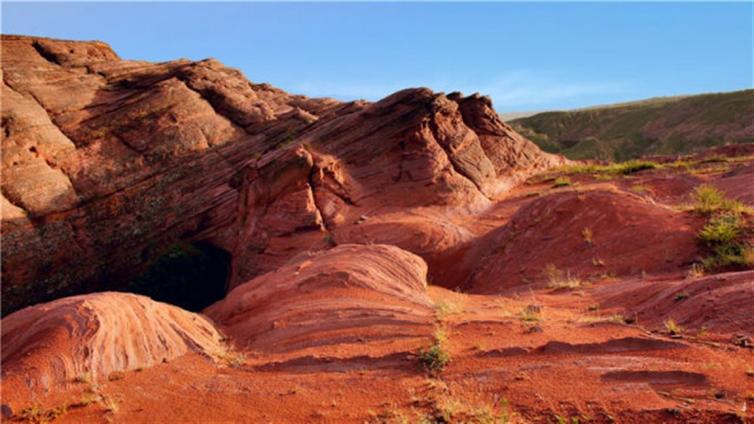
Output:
[
  {"xmin": 286, "ymin": 70, "xmax": 630, "ymax": 112},
  {"xmin": 470, "ymin": 71, "xmax": 630, "ymax": 111}
]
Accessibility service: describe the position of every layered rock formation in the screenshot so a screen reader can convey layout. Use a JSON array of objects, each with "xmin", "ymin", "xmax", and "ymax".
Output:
[
  {"xmin": 1, "ymin": 35, "xmax": 564, "ymax": 313},
  {"xmin": 1, "ymin": 292, "xmax": 226, "ymax": 392},
  {"xmin": 594, "ymin": 270, "xmax": 754, "ymax": 334},
  {"xmin": 205, "ymin": 244, "xmax": 435, "ymax": 353}
]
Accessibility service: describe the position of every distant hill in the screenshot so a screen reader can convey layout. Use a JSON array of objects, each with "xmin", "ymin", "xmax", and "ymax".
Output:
[{"xmin": 509, "ymin": 90, "xmax": 754, "ymax": 161}]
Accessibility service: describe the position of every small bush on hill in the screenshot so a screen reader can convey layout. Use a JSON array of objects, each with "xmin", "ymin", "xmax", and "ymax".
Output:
[
  {"xmin": 691, "ymin": 184, "xmax": 748, "ymax": 216},
  {"xmin": 418, "ymin": 342, "xmax": 450, "ymax": 374},
  {"xmin": 699, "ymin": 213, "xmax": 743, "ymax": 245},
  {"xmin": 691, "ymin": 187, "xmax": 754, "ymax": 270}
]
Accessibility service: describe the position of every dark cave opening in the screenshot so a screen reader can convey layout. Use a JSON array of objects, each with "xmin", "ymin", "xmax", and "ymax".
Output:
[{"xmin": 125, "ymin": 241, "xmax": 231, "ymax": 312}]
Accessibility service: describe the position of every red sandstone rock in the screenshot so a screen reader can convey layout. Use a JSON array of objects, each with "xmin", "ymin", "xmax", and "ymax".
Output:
[
  {"xmin": 1, "ymin": 292, "xmax": 225, "ymax": 392},
  {"xmin": 462, "ymin": 189, "xmax": 700, "ymax": 294},
  {"xmin": 593, "ymin": 270, "xmax": 754, "ymax": 334},
  {"xmin": 205, "ymin": 244, "xmax": 435, "ymax": 353},
  {"xmin": 1, "ymin": 35, "xmax": 562, "ymax": 311}
]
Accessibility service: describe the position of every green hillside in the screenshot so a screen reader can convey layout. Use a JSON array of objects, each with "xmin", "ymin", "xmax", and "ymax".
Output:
[{"xmin": 510, "ymin": 89, "xmax": 754, "ymax": 161}]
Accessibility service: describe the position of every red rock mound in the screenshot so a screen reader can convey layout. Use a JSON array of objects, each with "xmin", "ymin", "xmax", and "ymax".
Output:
[
  {"xmin": 205, "ymin": 244, "xmax": 434, "ymax": 354},
  {"xmin": 594, "ymin": 270, "xmax": 754, "ymax": 334},
  {"xmin": 463, "ymin": 189, "xmax": 699, "ymax": 294},
  {"xmin": 1, "ymin": 292, "xmax": 225, "ymax": 390}
]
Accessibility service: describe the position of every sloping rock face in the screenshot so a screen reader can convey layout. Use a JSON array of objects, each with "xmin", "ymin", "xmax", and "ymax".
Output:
[
  {"xmin": 594, "ymin": 270, "xmax": 754, "ymax": 334},
  {"xmin": 463, "ymin": 189, "xmax": 699, "ymax": 294},
  {"xmin": 1, "ymin": 35, "xmax": 563, "ymax": 313},
  {"xmin": 1, "ymin": 292, "xmax": 226, "ymax": 392},
  {"xmin": 205, "ymin": 244, "xmax": 434, "ymax": 353}
]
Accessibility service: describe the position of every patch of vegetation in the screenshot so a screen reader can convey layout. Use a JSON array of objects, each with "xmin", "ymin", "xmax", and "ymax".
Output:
[
  {"xmin": 468, "ymin": 399, "xmax": 513, "ymax": 424},
  {"xmin": 556, "ymin": 415, "xmax": 582, "ymax": 424},
  {"xmin": 664, "ymin": 319, "xmax": 683, "ymax": 336},
  {"xmin": 544, "ymin": 264, "xmax": 584, "ymax": 290},
  {"xmin": 691, "ymin": 184, "xmax": 749, "ymax": 216},
  {"xmin": 510, "ymin": 90, "xmax": 754, "ymax": 161},
  {"xmin": 421, "ymin": 397, "xmax": 514, "ymax": 424},
  {"xmin": 434, "ymin": 299, "xmax": 465, "ymax": 321},
  {"xmin": 418, "ymin": 327, "xmax": 451, "ymax": 375},
  {"xmin": 630, "ymin": 184, "xmax": 650, "ymax": 194},
  {"xmin": 219, "ymin": 348, "xmax": 247, "ymax": 368},
  {"xmin": 686, "ymin": 185, "xmax": 754, "ymax": 271},
  {"xmin": 519, "ymin": 306, "xmax": 541, "ymax": 323},
  {"xmin": 686, "ymin": 263, "xmax": 705, "ymax": 279},
  {"xmin": 698, "ymin": 213, "xmax": 743, "ymax": 245},
  {"xmin": 418, "ymin": 341, "xmax": 450, "ymax": 375},
  {"xmin": 608, "ymin": 314, "xmax": 626, "ymax": 324},
  {"xmin": 16, "ymin": 405, "xmax": 69, "ymax": 424},
  {"xmin": 552, "ymin": 176, "xmax": 573, "ymax": 188},
  {"xmin": 560, "ymin": 159, "xmax": 659, "ymax": 176},
  {"xmin": 101, "ymin": 397, "xmax": 119, "ymax": 414},
  {"xmin": 695, "ymin": 200, "xmax": 752, "ymax": 271}
]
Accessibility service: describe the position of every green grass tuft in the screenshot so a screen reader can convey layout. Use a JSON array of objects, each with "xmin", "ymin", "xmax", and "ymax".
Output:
[
  {"xmin": 418, "ymin": 342, "xmax": 450, "ymax": 374},
  {"xmin": 691, "ymin": 184, "xmax": 749, "ymax": 216}
]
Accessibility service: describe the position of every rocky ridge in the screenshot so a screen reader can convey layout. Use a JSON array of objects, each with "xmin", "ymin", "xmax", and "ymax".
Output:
[{"xmin": 1, "ymin": 35, "xmax": 564, "ymax": 313}]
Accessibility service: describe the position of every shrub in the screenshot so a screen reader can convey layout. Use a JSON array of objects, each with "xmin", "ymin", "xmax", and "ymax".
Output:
[
  {"xmin": 691, "ymin": 184, "xmax": 748, "ymax": 216},
  {"xmin": 691, "ymin": 186, "xmax": 753, "ymax": 271},
  {"xmin": 418, "ymin": 342, "xmax": 450, "ymax": 374},
  {"xmin": 698, "ymin": 213, "xmax": 743, "ymax": 245},
  {"xmin": 697, "ymin": 212, "xmax": 753, "ymax": 270}
]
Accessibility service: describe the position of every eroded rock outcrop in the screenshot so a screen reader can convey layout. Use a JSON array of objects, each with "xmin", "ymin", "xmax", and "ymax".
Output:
[
  {"xmin": 594, "ymin": 270, "xmax": 754, "ymax": 333},
  {"xmin": 462, "ymin": 189, "xmax": 699, "ymax": 294},
  {"xmin": 1, "ymin": 292, "xmax": 226, "ymax": 391},
  {"xmin": 205, "ymin": 244, "xmax": 435, "ymax": 353},
  {"xmin": 1, "ymin": 34, "xmax": 562, "ymax": 312}
]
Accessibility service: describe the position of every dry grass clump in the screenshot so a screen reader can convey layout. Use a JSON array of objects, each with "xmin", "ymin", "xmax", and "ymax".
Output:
[
  {"xmin": 664, "ymin": 319, "xmax": 683, "ymax": 336},
  {"xmin": 544, "ymin": 264, "xmax": 585, "ymax": 290}
]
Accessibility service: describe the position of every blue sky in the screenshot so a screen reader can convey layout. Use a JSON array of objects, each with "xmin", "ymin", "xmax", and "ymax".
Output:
[{"xmin": 3, "ymin": 2, "xmax": 752, "ymax": 112}]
